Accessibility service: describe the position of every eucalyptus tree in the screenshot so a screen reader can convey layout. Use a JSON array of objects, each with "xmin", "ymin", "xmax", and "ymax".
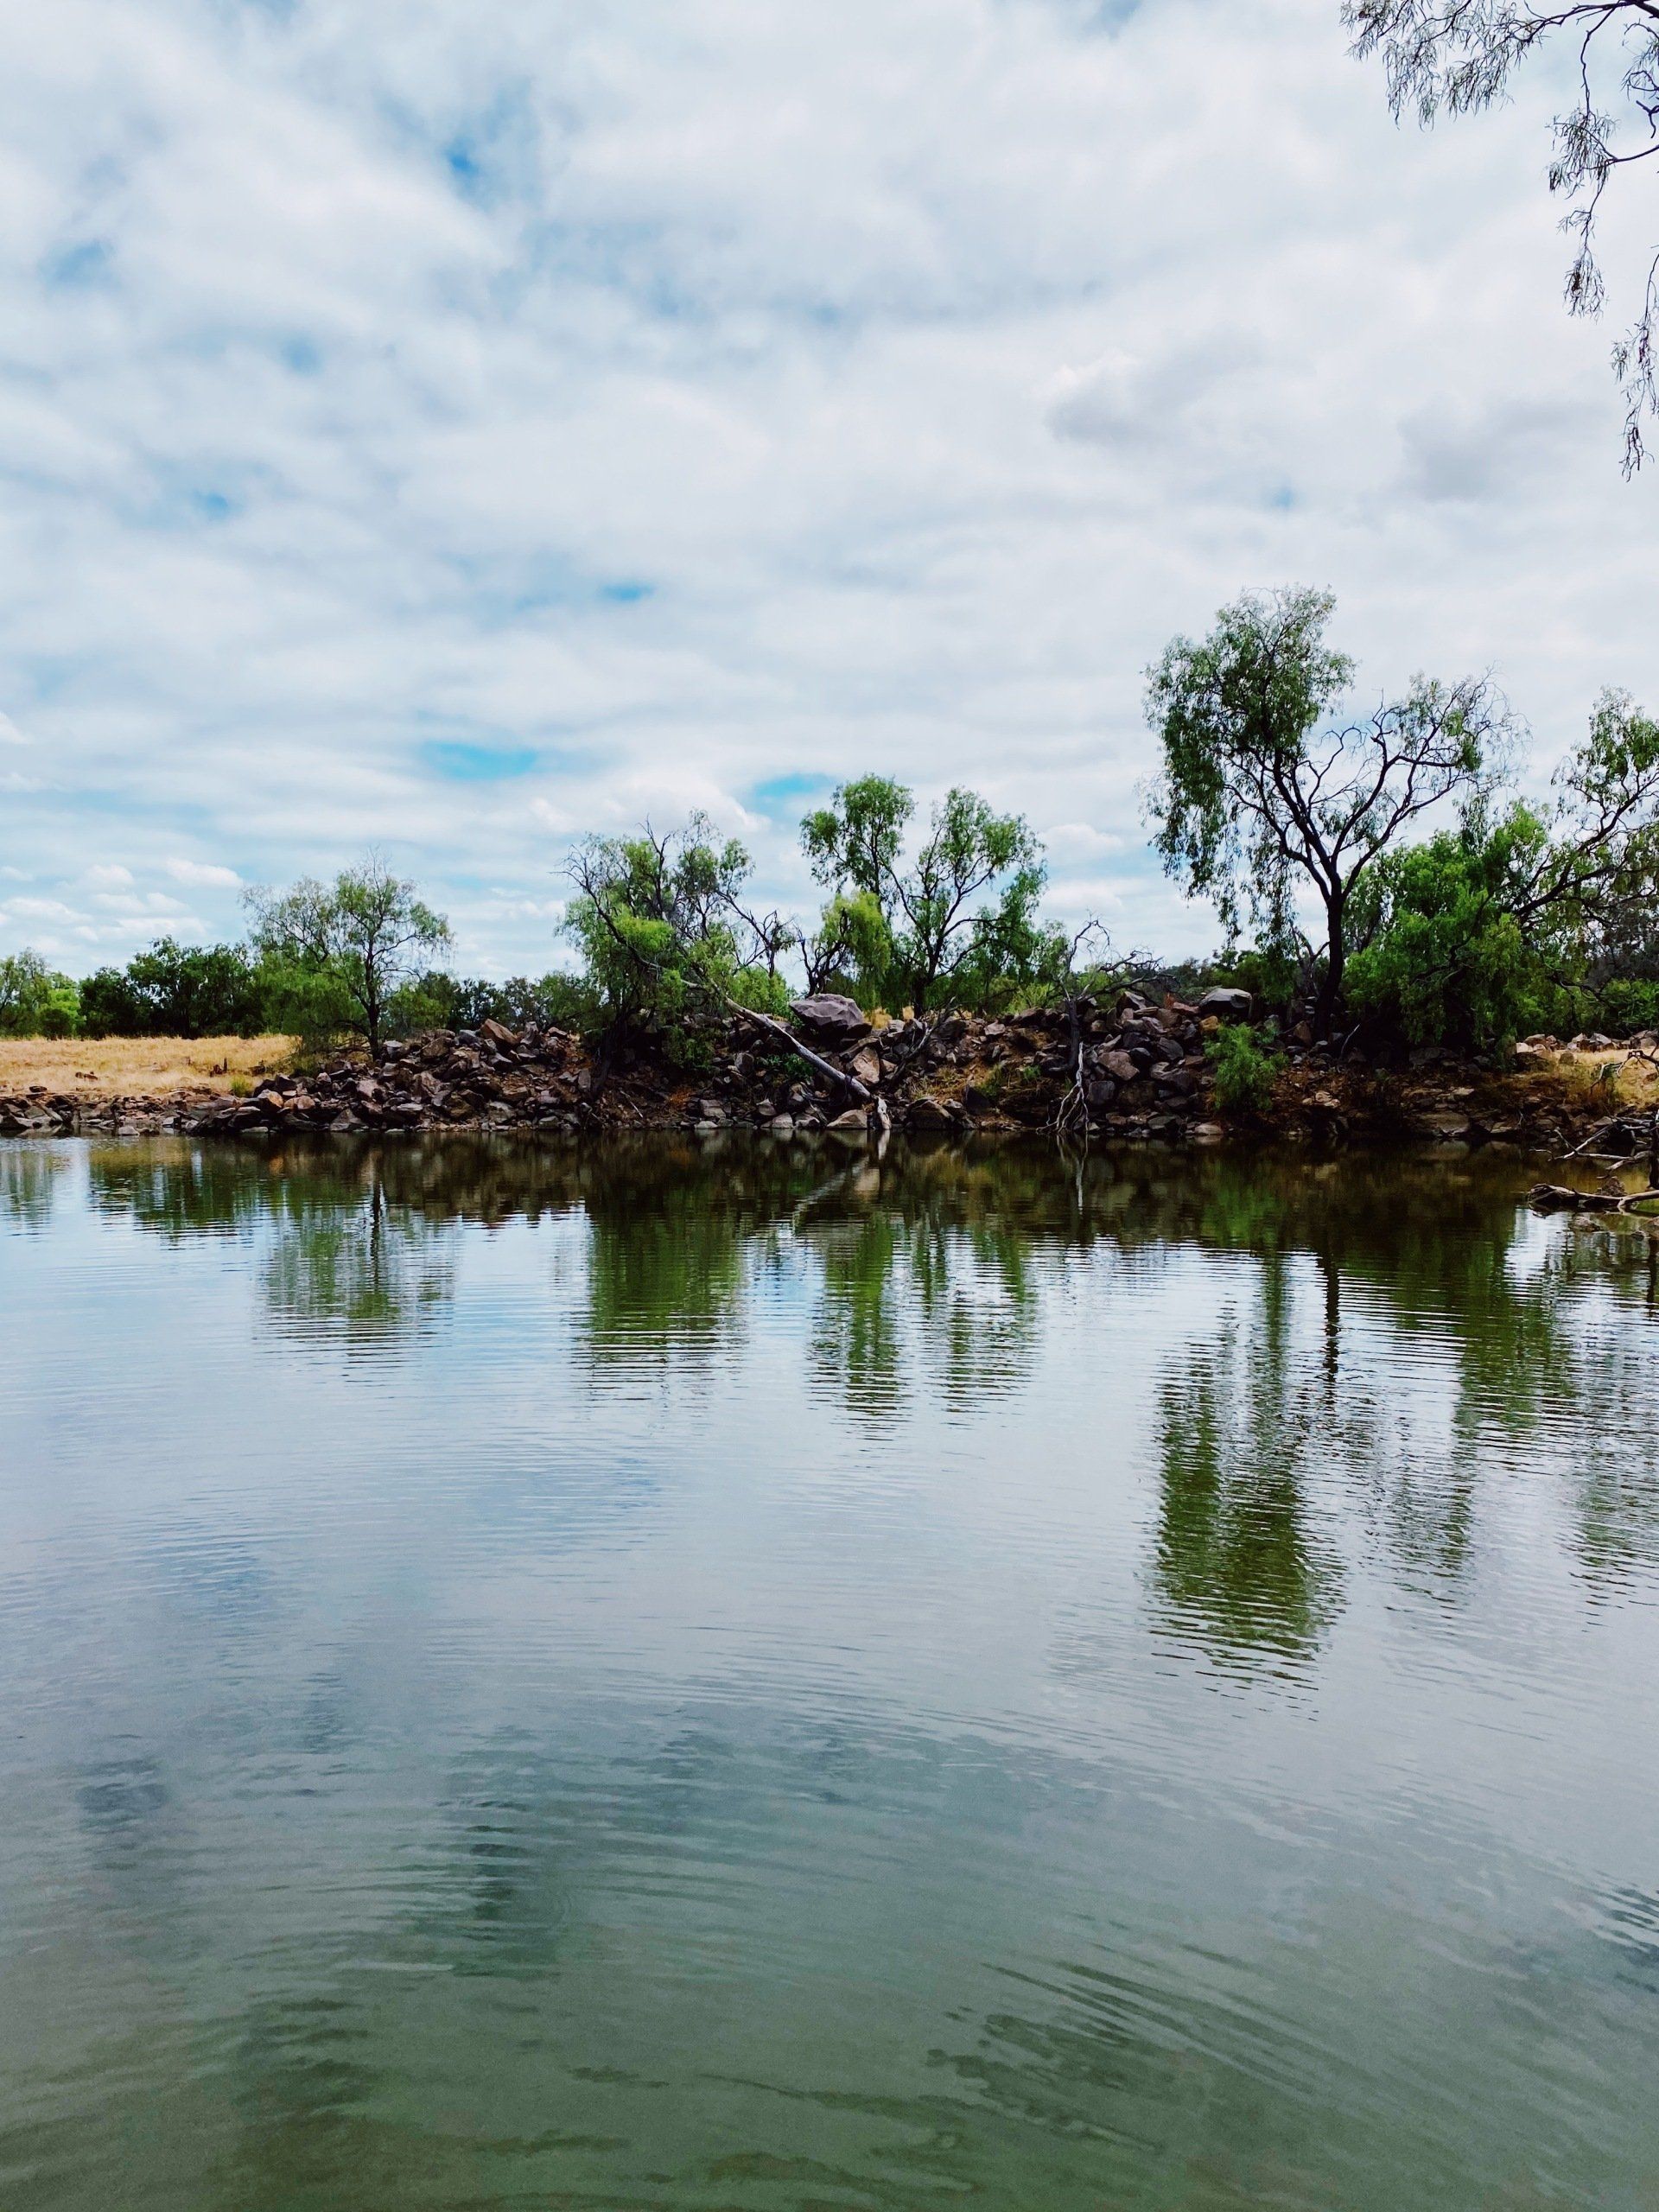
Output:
[
  {"xmin": 1347, "ymin": 0, "xmax": 1659, "ymax": 469},
  {"xmin": 247, "ymin": 857, "xmax": 451, "ymax": 1052},
  {"xmin": 1144, "ymin": 585, "xmax": 1510, "ymax": 1035},
  {"xmin": 800, "ymin": 775, "xmax": 1058, "ymax": 1010},
  {"xmin": 563, "ymin": 815, "xmax": 793, "ymax": 1021}
]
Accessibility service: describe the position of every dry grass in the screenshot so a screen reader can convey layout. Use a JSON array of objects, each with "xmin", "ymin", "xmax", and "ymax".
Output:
[
  {"xmin": 0, "ymin": 1034, "xmax": 296, "ymax": 1099},
  {"xmin": 1538, "ymin": 1044, "xmax": 1659, "ymax": 1114}
]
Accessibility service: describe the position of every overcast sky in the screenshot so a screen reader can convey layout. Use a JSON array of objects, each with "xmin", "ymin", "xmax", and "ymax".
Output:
[{"xmin": 2, "ymin": 0, "xmax": 1655, "ymax": 977}]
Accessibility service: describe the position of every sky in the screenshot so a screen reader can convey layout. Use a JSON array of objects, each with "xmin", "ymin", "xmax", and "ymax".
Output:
[{"xmin": 1, "ymin": 0, "xmax": 1655, "ymax": 980}]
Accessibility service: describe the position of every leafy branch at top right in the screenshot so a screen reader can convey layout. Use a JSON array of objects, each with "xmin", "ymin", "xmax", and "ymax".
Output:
[{"xmin": 1346, "ymin": 0, "xmax": 1659, "ymax": 470}]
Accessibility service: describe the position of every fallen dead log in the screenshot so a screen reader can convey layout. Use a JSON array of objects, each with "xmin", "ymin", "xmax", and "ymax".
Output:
[{"xmin": 1529, "ymin": 1183, "xmax": 1659, "ymax": 1216}]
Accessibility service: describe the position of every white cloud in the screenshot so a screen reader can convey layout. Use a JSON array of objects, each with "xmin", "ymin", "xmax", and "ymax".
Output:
[
  {"xmin": 0, "ymin": 0, "xmax": 1655, "ymax": 976},
  {"xmin": 163, "ymin": 856, "xmax": 241, "ymax": 887}
]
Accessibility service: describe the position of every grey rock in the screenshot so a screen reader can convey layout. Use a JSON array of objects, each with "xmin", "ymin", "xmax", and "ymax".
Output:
[{"xmin": 789, "ymin": 994, "xmax": 872, "ymax": 1043}]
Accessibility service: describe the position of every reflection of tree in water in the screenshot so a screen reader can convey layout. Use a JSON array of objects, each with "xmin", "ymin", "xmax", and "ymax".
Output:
[
  {"xmin": 1152, "ymin": 1257, "xmax": 1345, "ymax": 1673},
  {"xmin": 88, "ymin": 1140, "xmax": 458, "ymax": 1350},
  {"xmin": 0, "ymin": 1142, "xmax": 66, "ymax": 1230},
  {"xmin": 802, "ymin": 1173, "xmax": 1041, "ymax": 1418},
  {"xmin": 78, "ymin": 1132, "xmax": 1659, "ymax": 1597},
  {"xmin": 257, "ymin": 1181, "xmax": 458, "ymax": 1349}
]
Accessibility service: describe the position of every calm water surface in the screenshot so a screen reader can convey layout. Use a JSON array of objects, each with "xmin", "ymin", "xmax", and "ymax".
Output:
[{"xmin": 3, "ymin": 1135, "xmax": 1658, "ymax": 2211}]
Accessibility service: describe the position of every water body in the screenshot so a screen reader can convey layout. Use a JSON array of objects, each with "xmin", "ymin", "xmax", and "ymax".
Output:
[{"xmin": 3, "ymin": 1135, "xmax": 1658, "ymax": 2212}]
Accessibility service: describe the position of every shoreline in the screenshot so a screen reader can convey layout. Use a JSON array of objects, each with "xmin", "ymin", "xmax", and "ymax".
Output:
[{"xmin": 3, "ymin": 1001, "xmax": 1655, "ymax": 1166}]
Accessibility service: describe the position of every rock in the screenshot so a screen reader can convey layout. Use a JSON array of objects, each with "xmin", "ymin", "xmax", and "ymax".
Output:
[
  {"xmin": 1420, "ymin": 1111, "xmax": 1471, "ymax": 1139},
  {"xmin": 1099, "ymin": 1050, "xmax": 1139, "ymax": 1084},
  {"xmin": 849, "ymin": 1045, "xmax": 881, "ymax": 1086},
  {"xmin": 790, "ymin": 994, "xmax": 871, "ymax": 1044},
  {"xmin": 767, "ymin": 1114, "xmax": 796, "ymax": 1138},
  {"xmin": 694, "ymin": 1098, "xmax": 727, "ymax": 1124},
  {"xmin": 826, "ymin": 1106, "xmax": 869, "ymax": 1134},
  {"xmin": 1198, "ymin": 987, "xmax": 1253, "ymax": 1022},
  {"xmin": 906, "ymin": 1095, "xmax": 957, "ymax": 1130}
]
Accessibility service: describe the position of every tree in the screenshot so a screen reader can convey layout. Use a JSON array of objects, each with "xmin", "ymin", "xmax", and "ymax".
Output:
[
  {"xmin": 1144, "ymin": 586, "xmax": 1510, "ymax": 1034},
  {"xmin": 1347, "ymin": 0, "xmax": 1659, "ymax": 470},
  {"xmin": 800, "ymin": 776, "xmax": 1058, "ymax": 1009},
  {"xmin": 563, "ymin": 817, "xmax": 791, "ymax": 1026},
  {"xmin": 247, "ymin": 860, "xmax": 451, "ymax": 1053},
  {"xmin": 0, "ymin": 950, "xmax": 79, "ymax": 1038},
  {"xmin": 1345, "ymin": 804, "xmax": 1558, "ymax": 1047},
  {"xmin": 80, "ymin": 938, "xmax": 265, "ymax": 1038},
  {"xmin": 1344, "ymin": 689, "xmax": 1659, "ymax": 1046}
]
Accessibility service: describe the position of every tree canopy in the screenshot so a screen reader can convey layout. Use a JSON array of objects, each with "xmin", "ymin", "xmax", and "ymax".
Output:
[
  {"xmin": 563, "ymin": 817, "xmax": 793, "ymax": 1028},
  {"xmin": 0, "ymin": 950, "xmax": 79, "ymax": 1039},
  {"xmin": 800, "ymin": 776, "xmax": 1062, "ymax": 1010},
  {"xmin": 246, "ymin": 859, "xmax": 451, "ymax": 1052},
  {"xmin": 1144, "ymin": 585, "xmax": 1510, "ymax": 1032},
  {"xmin": 80, "ymin": 938, "xmax": 265, "ymax": 1039}
]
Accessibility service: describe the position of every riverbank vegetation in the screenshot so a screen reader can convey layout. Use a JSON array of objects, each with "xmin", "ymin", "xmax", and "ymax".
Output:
[{"xmin": 5, "ymin": 592, "xmax": 1657, "ymax": 1091}]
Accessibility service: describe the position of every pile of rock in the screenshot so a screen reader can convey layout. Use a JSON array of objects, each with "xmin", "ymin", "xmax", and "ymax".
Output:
[
  {"xmin": 190, "ymin": 1019, "xmax": 595, "ymax": 1139},
  {"xmin": 22, "ymin": 986, "xmax": 1643, "ymax": 1156},
  {"xmin": 0, "ymin": 1084, "xmax": 206, "ymax": 1137},
  {"xmin": 173, "ymin": 990, "xmax": 1240, "ymax": 1145}
]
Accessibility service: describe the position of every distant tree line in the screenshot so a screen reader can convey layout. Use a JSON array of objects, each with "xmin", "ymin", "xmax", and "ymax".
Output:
[{"xmin": 5, "ymin": 591, "xmax": 1658, "ymax": 1058}]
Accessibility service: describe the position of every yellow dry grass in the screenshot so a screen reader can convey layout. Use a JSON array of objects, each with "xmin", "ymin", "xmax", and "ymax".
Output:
[
  {"xmin": 0, "ymin": 1034, "xmax": 296, "ymax": 1100},
  {"xmin": 1546, "ymin": 1043, "xmax": 1659, "ymax": 1101}
]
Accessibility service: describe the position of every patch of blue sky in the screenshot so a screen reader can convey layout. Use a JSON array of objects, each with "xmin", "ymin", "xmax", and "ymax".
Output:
[
  {"xmin": 420, "ymin": 741, "xmax": 541, "ymax": 783},
  {"xmin": 751, "ymin": 771, "xmax": 835, "ymax": 815},
  {"xmin": 140, "ymin": 463, "xmax": 253, "ymax": 530},
  {"xmin": 279, "ymin": 334, "xmax": 322, "ymax": 375},
  {"xmin": 1266, "ymin": 484, "xmax": 1296, "ymax": 511},
  {"xmin": 420, "ymin": 84, "xmax": 539, "ymax": 210},
  {"xmin": 41, "ymin": 238, "xmax": 114, "ymax": 289},
  {"xmin": 452, "ymin": 552, "xmax": 654, "ymax": 626}
]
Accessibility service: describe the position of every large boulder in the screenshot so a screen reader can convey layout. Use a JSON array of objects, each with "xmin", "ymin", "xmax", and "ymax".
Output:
[
  {"xmin": 1198, "ymin": 987, "xmax": 1253, "ymax": 1023},
  {"xmin": 790, "ymin": 994, "xmax": 872, "ymax": 1044}
]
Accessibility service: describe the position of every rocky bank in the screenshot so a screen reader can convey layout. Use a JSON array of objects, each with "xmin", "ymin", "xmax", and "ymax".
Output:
[{"xmin": 3, "ymin": 990, "xmax": 1655, "ymax": 1162}]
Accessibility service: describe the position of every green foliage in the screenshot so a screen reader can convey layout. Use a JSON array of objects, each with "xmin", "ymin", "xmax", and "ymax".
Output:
[
  {"xmin": 1145, "ymin": 586, "xmax": 1505, "ymax": 1030},
  {"xmin": 79, "ymin": 938, "xmax": 265, "ymax": 1039},
  {"xmin": 1345, "ymin": 807, "xmax": 1557, "ymax": 1051},
  {"xmin": 1342, "ymin": 691, "xmax": 1659, "ymax": 1050},
  {"xmin": 564, "ymin": 816, "xmax": 791, "ymax": 1027},
  {"xmin": 1205, "ymin": 1025, "xmax": 1285, "ymax": 1115},
  {"xmin": 246, "ymin": 859, "xmax": 451, "ymax": 1052},
  {"xmin": 1598, "ymin": 977, "xmax": 1659, "ymax": 1037},
  {"xmin": 801, "ymin": 775, "xmax": 1057, "ymax": 1009},
  {"xmin": 395, "ymin": 969, "xmax": 604, "ymax": 1037},
  {"xmin": 1212, "ymin": 943, "xmax": 1300, "ymax": 1017},
  {"xmin": 0, "ymin": 950, "xmax": 80, "ymax": 1038}
]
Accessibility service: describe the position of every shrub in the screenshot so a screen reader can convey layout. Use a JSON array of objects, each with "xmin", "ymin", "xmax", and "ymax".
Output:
[{"xmin": 1206, "ymin": 1025, "xmax": 1285, "ymax": 1115}]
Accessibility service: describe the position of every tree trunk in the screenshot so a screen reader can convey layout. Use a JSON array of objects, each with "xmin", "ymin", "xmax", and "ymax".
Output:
[{"xmin": 1315, "ymin": 899, "xmax": 1345, "ymax": 1040}]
